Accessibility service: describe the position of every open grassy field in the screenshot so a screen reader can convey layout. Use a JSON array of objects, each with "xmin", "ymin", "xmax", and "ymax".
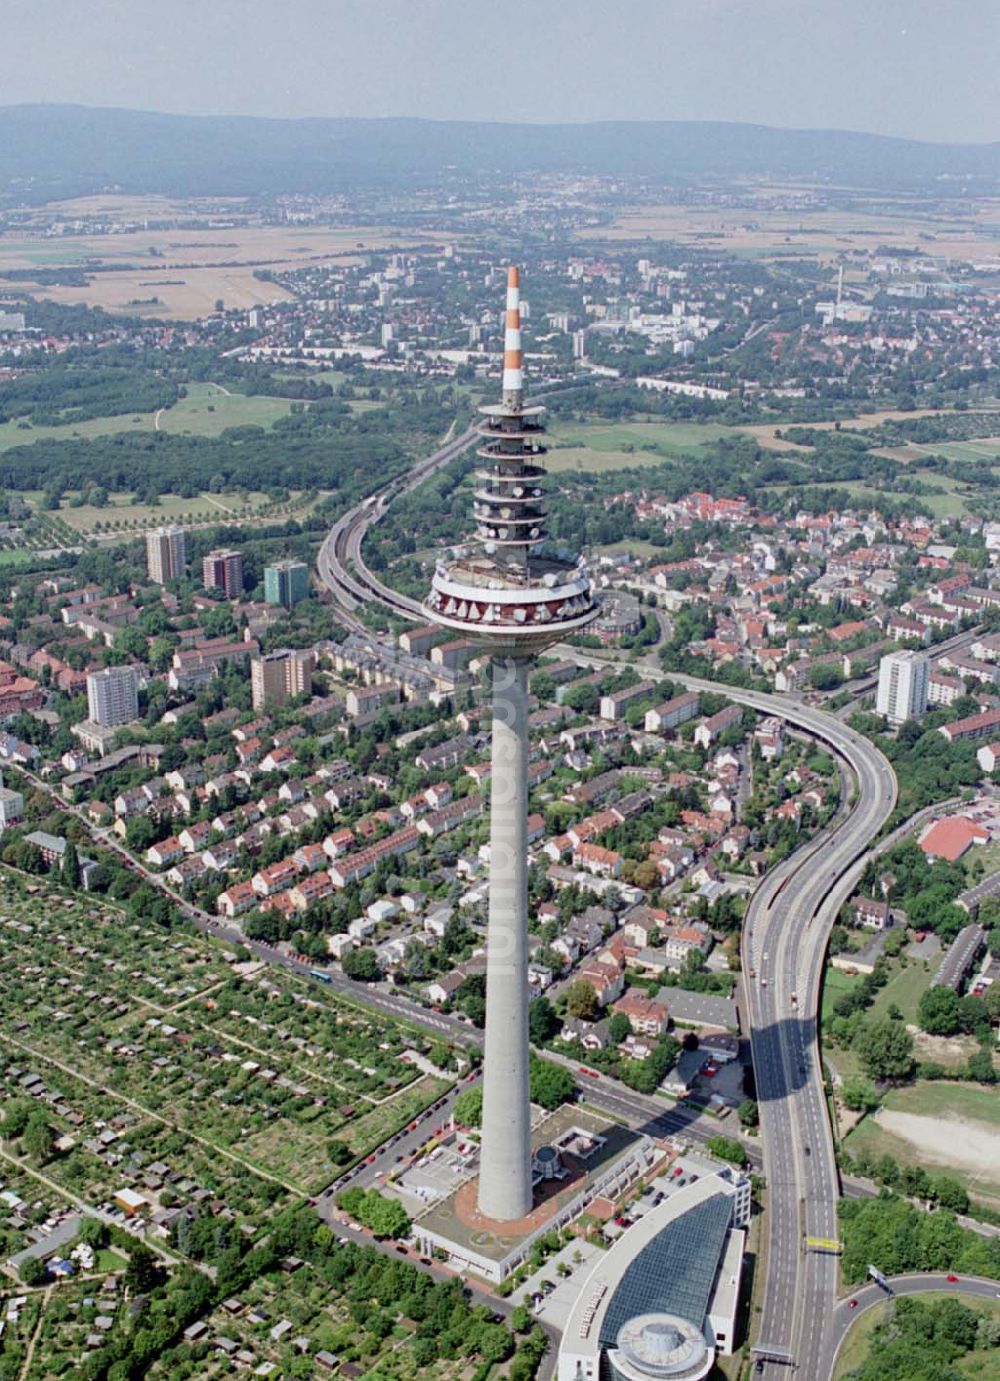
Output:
[
  {"xmin": 834, "ymin": 1293, "xmax": 1000, "ymax": 1380},
  {"xmin": 546, "ymin": 418, "xmax": 742, "ymax": 472},
  {"xmin": 544, "ymin": 409, "xmax": 981, "ymax": 480},
  {"xmin": 866, "ymin": 961, "xmax": 932, "ymax": 1025},
  {"xmin": 0, "ymin": 380, "xmax": 296, "ymax": 452},
  {"xmin": 0, "ymin": 220, "xmax": 451, "ymax": 318},
  {"xmin": 760, "ymin": 476, "xmax": 974, "ymax": 518},
  {"xmin": 844, "ymin": 1081, "xmax": 1000, "ymax": 1207},
  {"xmin": 53, "ymin": 488, "xmax": 290, "ymax": 533}
]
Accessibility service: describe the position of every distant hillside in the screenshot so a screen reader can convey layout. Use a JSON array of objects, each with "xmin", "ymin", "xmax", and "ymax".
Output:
[{"xmin": 0, "ymin": 104, "xmax": 997, "ymax": 201}]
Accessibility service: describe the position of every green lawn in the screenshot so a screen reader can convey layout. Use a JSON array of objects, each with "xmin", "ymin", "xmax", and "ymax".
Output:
[
  {"xmin": 880, "ymin": 1080, "xmax": 1000, "ymax": 1128},
  {"xmin": 595, "ymin": 538, "xmax": 667, "ymax": 558},
  {"xmin": 821, "ymin": 965, "xmax": 862, "ymax": 1024},
  {"xmin": 867, "ymin": 961, "xmax": 932, "ymax": 1025}
]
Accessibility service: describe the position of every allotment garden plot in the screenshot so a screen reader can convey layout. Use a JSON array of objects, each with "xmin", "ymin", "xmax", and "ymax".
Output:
[{"xmin": 0, "ymin": 879, "xmax": 453, "ymax": 1206}]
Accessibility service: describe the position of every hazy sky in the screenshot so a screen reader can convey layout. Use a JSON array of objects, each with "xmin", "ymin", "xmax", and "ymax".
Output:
[{"xmin": 5, "ymin": 0, "xmax": 998, "ymax": 144}]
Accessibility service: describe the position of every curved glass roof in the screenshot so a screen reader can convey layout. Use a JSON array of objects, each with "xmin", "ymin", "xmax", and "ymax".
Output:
[{"xmin": 599, "ymin": 1193, "xmax": 733, "ymax": 1346}]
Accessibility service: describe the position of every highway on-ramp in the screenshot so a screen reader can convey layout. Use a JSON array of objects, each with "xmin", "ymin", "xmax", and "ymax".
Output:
[{"xmin": 827, "ymin": 1273, "xmax": 1000, "ymax": 1377}]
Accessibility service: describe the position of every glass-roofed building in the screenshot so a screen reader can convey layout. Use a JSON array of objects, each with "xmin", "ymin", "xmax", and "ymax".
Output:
[{"xmin": 558, "ymin": 1168, "xmax": 750, "ymax": 1381}]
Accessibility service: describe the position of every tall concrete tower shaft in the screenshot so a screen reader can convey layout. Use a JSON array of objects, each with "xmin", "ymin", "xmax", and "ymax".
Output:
[{"xmin": 425, "ymin": 267, "xmax": 598, "ymax": 1222}]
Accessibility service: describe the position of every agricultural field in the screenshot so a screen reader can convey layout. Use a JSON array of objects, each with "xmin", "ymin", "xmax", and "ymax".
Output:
[
  {"xmin": 575, "ymin": 193, "xmax": 1000, "ymax": 264},
  {"xmin": 0, "ymin": 220, "xmax": 449, "ymax": 319}
]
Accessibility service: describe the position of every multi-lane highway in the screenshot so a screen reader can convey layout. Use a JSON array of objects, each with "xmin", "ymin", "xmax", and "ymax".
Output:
[{"xmin": 315, "ymin": 452, "xmax": 905, "ymax": 1377}]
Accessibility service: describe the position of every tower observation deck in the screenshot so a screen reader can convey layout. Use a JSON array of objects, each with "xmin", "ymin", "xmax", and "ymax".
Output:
[
  {"xmin": 425, "ymin": 266, "xmax": 599, "ymax": 657},
  {"xmin": 424, "ymin": 267, "xmax": 598, "ymax": 1224}
]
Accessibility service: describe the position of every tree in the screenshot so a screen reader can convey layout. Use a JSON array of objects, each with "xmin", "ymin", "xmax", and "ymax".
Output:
[
  {"xmin": 528, "ymin": 997, "xmax": 559, "ymax": 1045},
  {"xmin": 737, "ymin": 1099, "xmax": 759, "ymax": 1129},
  {"xmin": 124, "ymin": 1243, "xmax": 161, "ymax": 1294},
  {"xmin": 78, "ymin": 1217, "xmax": 108, "ymax": 1249},
  {"xmin": 23, "ymin": 1113, "xmax": 54, "ymax": 1164},
  {"xmin": 362, "ymin": 1191, "xmax": 411, "ymax": 1240},
  {"xmin": 328, "ymin": 1139, "xmax": 352, "ymax": 1166},
  {"xmin": 918, "ymin": 985, "xmax": 961, "ymax": 1036},
  {"xmin": 565, "ymin": 979, "xmax": 598, "ymax": 1021},
  {"xmin": 19, "ymin": 1255, "xmax": 46, "ymax": 1286},
  {"xmin": 841, "ymin": 1076, "xmax": 881, "ymax": 1113},
  {"xmin": 453, "ymin": 1085, "xmax": 483, "ymax": 1128},
  {"xmin": 62, "ymin": 839, "xmax": 81, "ymax": 890},
  {"xmin": 509, "ymin": 1304, "xmax": 533, "ymax": 1334},
  {"xmin": 529, "ymin": 1055, "xmax": 575, "ymax": 1111},
  {"xmin": 341, "ymin": 947, "xmax": 380, "ymax": 982},
  {"xmin": 706, "ymin": 1135, "xmax": 748, "ymax": 1168},
  {"xmin": 966, "ymin": 1048, "xmax": 997, "ymax": 1084},
  {"xmin": 632, "ymin": 860, "xmax": 661, "ymax": 891},
  {"xmin": 957, "ymin": 994, "xmax": 988, "ymax": 1034},
  {"xmin": 933, "ymin": 1176, "xmax": 970, "ymax": 1215},
  {"xmin": 853, "ymin": 1019, "xmax": 914, "ymax": 1083},
  {"xmin": 3, "ymin": 1097, "xmax": 32, "ymax": 1138},
  {"xmin": 608, "ymin": 1012, "xmax": 632, "ymax": 1045}
]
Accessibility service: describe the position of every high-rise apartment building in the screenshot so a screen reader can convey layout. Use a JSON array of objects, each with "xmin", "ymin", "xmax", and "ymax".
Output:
[
  {"xmin": 263, "ymin": 560, "xmax": 309, "ymax": 609},
  {"xmin": 876, "ymin": 649, "xmax": 930, "ymax": 725},
  {"xmin": 146, "ymin": 525, "xmax": 187, "ymax": 585},
  {"xmin": 202, "ymin": 549, "xmax": 244, "ymax": 599},
  {"xmin": 0, "ymin": 776, "xmax": 24, "ymax": 832},
  {"xmin": 250, "ymin": 649, "xmax": 314, "ymax": 710},
  {"xmin": 86, "ymin": 665, "xmax": 140, "ymax": 726}
]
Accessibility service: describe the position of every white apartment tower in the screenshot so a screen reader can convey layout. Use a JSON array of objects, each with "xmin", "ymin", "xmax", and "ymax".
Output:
[
  {"xmin": 86, "ymin": 665, "xmax": 140, "ymax": 726},
  {"xmin": 146, "ymin": 525, "xmax": 187, "ymax": 584},
  {"xmin": 876, "ymin": 649, "xmax": 930, "ymax": 725}
]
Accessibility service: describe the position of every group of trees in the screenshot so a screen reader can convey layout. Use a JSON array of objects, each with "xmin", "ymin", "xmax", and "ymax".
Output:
[
  {"xmin": 840, "ymin": 1193, "xmax": 1000, "ymax": 1286},
  {"xmin": 918, "ymin": 984, "xmax": 999, "ymax": 1044},
  {"xmin": 334, "ymin": 1187, "xmax": 411, "ymax": 1240},
  {"xmin": 848, "ymin": 1295, "xmax": 1000, "ymax": 1381},
  {"xmin": 453, "ymin": 1055, "xmax": 575, "ymax": 1127},
  {"xmin": 4, "ymin": 1097, "xmax": 56, "ymax": 1165},
  {"xmin": 840, "ymin": 1149, "xmax": 972, "ymax": 1216},
  {"xmin": 0, "ymin": 359, "xmax": 179, "ymax": 427}
]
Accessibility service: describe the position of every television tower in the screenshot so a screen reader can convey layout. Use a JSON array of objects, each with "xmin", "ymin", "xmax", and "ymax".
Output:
[{"xmin": 425, "ymin": 267, "xmax": 598, "ymax": 1222}]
